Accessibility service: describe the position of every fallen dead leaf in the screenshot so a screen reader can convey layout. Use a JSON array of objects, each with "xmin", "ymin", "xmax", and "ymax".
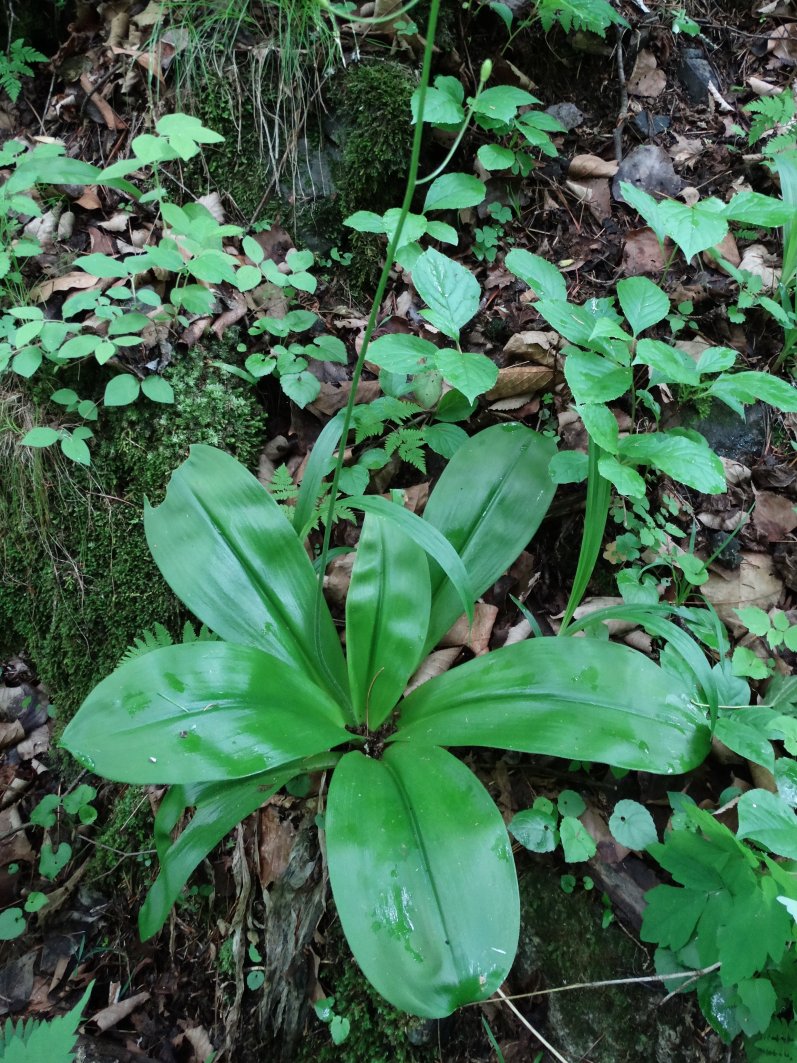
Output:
[
  {"xmin": 621, "ymin": 228, "xmax": 672, "ymax": 275},
  {"xmin": 92, "ymin": 992, "xmax": 151, "ymax": 1033},
  {"xmin": 404, "ymin": 648, "xmax": 461, "ymax": 695},
  {"xmin": 627, "ymin": 49, "xmax": 667, "ymax": 97},
  {"xmin": 502, "ymin": 330, "xmax": 558, "ymax": 366},
  {"xmin": 702, "ymin": 552, "xmax": 783, "ymax": 628},
  {"xmin": 486, "ymin": 366, "xmax": 554, "ymax": 400},
  {"xmin": 712, "ymin": 231, "xmax": 741, "ymax": 271},
  {"xmin": 568, "ymin": 153, "xmax": 618, "ymax": 179},
  {"xmin": 668, "ymin": 134, "xmax": 703, "ymax": 168},
  {"xmin": 566, "ymin": 176, "xmax": 612, "ymax": 221},
  {"xmin": 738, "ymin": 243, "xmax": 781, "ymax": 289},
  {"xmin": 768, "ymin": 23, "xmax": 797, "ymax": 65},
  {"xmin": 746, "ymin": 76, "xmax": 782, "ymax": 96},
  {"xmin": 0, "ymin": 720, "xmax": 24, "ymax": 750},
  {"xmin": 309, "ymin": 379, "xmax": 381, "ymax": 418},
  {"xmin": 323, "ymin": 552, "xmax": 355, "ymax": 609},
  {"xmin": 753, "ymin": 489, "xmax": 797, "ymax": 542},
  {"xmin": 440, "ymin": 603, "xmax": 499, "ymax": 655}
]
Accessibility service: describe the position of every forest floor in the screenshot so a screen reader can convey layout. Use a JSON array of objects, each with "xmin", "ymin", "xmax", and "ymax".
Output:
[{"xmin": 1, "ymin": 0, "xmax": 796, "ymax": 1061}]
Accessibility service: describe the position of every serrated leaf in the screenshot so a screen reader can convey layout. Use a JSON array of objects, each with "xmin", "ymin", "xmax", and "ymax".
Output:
[
  {"xmin": 434, "ymin": 349, "xmax": 497, "ymax": 403},
  {"xmin": 617, "ymin": 276, "xmax": 670, "ymax": 335}
]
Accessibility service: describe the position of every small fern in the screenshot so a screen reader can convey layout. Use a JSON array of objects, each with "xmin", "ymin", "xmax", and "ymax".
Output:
[
  {"xmin": 745, "ymin": 92, "xmax": 796, "ymax": 151},
  {"xmin": 384, "ymin": 427, "xmax": 427, "ymax": 473},
  {"xmin": 0, "ymin": 982, "xmax": 92, "ymax": 1063},
  {"xmin": 535, "ymin": 0, "xmax": 627, "ymax": 36},
  {"xmin": 0, "ymin": 40, "xmax": 47, "ymax": 103},
  {"xmin": 748, "ymin": 1018, "xmax": 797, "ymax": 1062},
  {"xmin": 120, "ymin": 621, "xmax": 219, "ymax": 664}
]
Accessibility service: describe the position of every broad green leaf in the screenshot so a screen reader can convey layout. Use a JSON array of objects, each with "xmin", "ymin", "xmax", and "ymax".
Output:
[
  {"xmin": 619, "ymin": 182, "xmax": 666, "ymax": 241},
  {"xmin": 565, "ymin": 349, "xmax": 632, "ymax": 404},
  {"xmin": 74, "ymin": 253, "xmax": 133, "ymax": 278},
  {"xmin": 578, "ymin": 403, "xmax": 619, "ymax": 453},
  {"xmin": 346, "ymin": 514, "xmax": 430, "ymax": 728},
  {"xmin": 560, "ymin": 816, "xmax": 596, "ymax": 862},
  {"xmin": 60, "ymin": 433, "xmax": 91, "ymax": 466},
  {"xmin": 504, "ymin": 249, "xmax": 567, "ymax": 300},
  {"xmin": 426, "ymin": 220, "xmax": 458, "ymax": 244},
  {"xmin": 412, "ymin": 248, "xmax": 480, "ymax": 340},
  {"xmin": 39, "ymin": 841, "xmax": 72, "ymax": 879},
  {"xmin": 280, "ymin": 369, "xmax": 321, "ymax": 408},
  {"xmin": 737, "ymin": 978, "xmax": 777, "ymax": 1037},
  {"xmin": 140, "ymin": 767, "xmax": 296, "ymax": 939},
  {"xmin": 344, "ymin": 495, "xmax": 474, "ymax": 627},
  {"xmin": 715, "ymin": 716, "xmax": 774, "ymax": 772},
  {"xmin": 642, "ymin": 884, "xmax": 706, "ymax": 950},
  {"xmin": 422, "ymin": 424, "xmax": 556, "ymax": 650},
  {"xmin": 0, "ymin": 908, "xmax": 25, "ymax": 940},
  {"xmin": 143, "ymin": 445, "xmax": 350, "ymax": 706},
  {"xmin": 550, "ymin": 450, "xmax": 588, "ymax": 484},
  {"xmin": 141, "ymin": 375, "xmax": 175, "ymax": 404},
  {"xmin": 634, "ymin": 339, "xmax": 700, "ymax": 386},
  {"xmin": 60, "ymin": 642, "xmax": 349, "ymax": 785},
  {"xmin": 477, "ymin": 144, "xmax": 516, "ymax": 171},
  {"xmin": 104, "ymin": 373, "xmax": 140, "ymax": 407},
  {"xmin": 709, "ymin": 372, "xmax": 797, "ymax": 414},
  {"xmin": 659, "ymin": 200, "xmax": 728, "ymax": 262},
  {"xmin": 12, "ymin": 345, "xmax": 42, "ymax": 377},
  {"xmin": 737, "ymin": 789, "xmax": 797, "ymax": 859},
  {"xmin": 396, "ymin": 636, "xmax": 710, "ymax": 774},
  {"xmin": 368, "ymin": 333, "xmax": 437, "ymax": 374},
  {"xmin": 424, "ymin": 422, "xmax": 468, "ymax": 458},
  {"xmin": 411, "ymin": 85, "xmax": 465, "ymax": 125},
  {"xmin": 616, "ymin": 277, "xmax": 670, "ymax": 335},
  {"xmin": 434, "ymin": 349, "xmax": 498, "ymax": 403},
  {"xmin": 311, "ymin": 335, "xmax": 348, "ymax": 364},
  {"xmin": 423, "ymin": 173, "xmax": 486, "ymax": 212},
  {"xmin": 382, "ymin": 208, "xmax": 428, "ymax": 248},
  {"xmin": 343, "ymin": 210, "xmax": 385, "ymax": 233},
  {"xmin": 132, "ymin": 133, "xmax": 178, "ymax": 164},
  {"xmin": 609, "ymin": 799, "xmax": 657, "ymax": 849},
  {"xmin": 509, "ymin": 807, "xmax": 558, "ymax": 852},
  {"xmin": 597, "ymin": 455, "xmax": 646, "ymax": 497},
  {"xmin": 724, "ymin": 191, "xmax": 795, "ymax": 227},
  {"xmin": 242, "ymin": 235, "xmax": 265, "ymax": 263},
  {"xmin": 736, "ymin": 606, "xmax": 772, "ymax": 636},
  {"xmin": 472, "ymin": 85, "xmax": 538, "ymax": 124},
  {"xmin": 618, "ymin": 432, "xmax": 726, "ymax": 494},
  {"xmin": 537, "ymin": 301, "xmax": 607, "ymax": 346},
  {"xmin": 558, "ymin": 790, "xmax": 586, "ymax": 817},
  {"xmin": 326, "ymin": 745, "xmax": 519, "ymax": 1018},
  {"xmin": 21, "ymin": 426, "xmax": 59, "ymax": 448},
  {"xmin": 156, "ymin": 112, "xmax": 225, "ymax": 144}
]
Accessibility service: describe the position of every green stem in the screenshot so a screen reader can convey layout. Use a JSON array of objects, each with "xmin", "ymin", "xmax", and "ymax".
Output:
[
  {"xmin": 416, "ymin": 74, "xmax": 488, "ymax": 187},
  {"xmin": 312, "ymin": 0, "xmax": 441, "ymax": 663},
  {"xmin": 323, "ymin": 0, "xmax": 421, "ymax": 25}
]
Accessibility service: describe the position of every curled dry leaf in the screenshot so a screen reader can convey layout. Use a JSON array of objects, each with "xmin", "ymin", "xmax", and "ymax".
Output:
[
  {"xmin": 627, "ymin": 49, "xmax": 667, "ymax": 97},
  {"xmin": 92, "ymin": 992, "xmax": 151, "ymax": 1033},
  {"xmin": 404, "ymin": 648, "xmax": 461, "ymax": 696},
  {"xmin": 0, "ymin": 720, "xmax": 24, "ymax": 750},
  {"xmin": 258, "ymin": 804, "xmax": 297, "ymax": 889},
  {"xmin": 439, "ymin": 603, "xmax": 499, "ymax": 655},
  {"xmin": 198, "ymin": 191, "xmax": 225, "ymax": 223},
  {"xmin": 668, "ymin": 135, "xmax": 703, "ymax": 168},
  {"xmin": 503, "ymin": 330, "xmax": 558, "ymax": 366},
  {"xmin": 746, "ymin": 76, "xmax": 782, "ymax": 96},
  {"xmin": 568, "ymin": 154, "xmax": 619, "ymax": 179},
  {"xmin": 738, "ymin": 244, "xmax": 781, "ymax": 289},
  {"xmin": 323, "ymin": 552, "xmax": 355, "ymax": 610},
  {"xmin": 566, "ymin": 177, "xmax": 612, "ymax": 221},
  {"xmin": 712, "ymin": 231, "xmax": 741, "ymax": 271}
]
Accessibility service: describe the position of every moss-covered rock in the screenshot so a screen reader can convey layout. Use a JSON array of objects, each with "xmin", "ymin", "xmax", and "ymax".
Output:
[
  {"xmin": 333, "ymin": 59, "xmax": 415, "ymax": 293},
  {"xmin": 0, "ymin": 338, "xmax": 266, "ymax": 722},
  {"xmin": 515, "ymin": 865, "xmax": 739, "ymax": 1062}
]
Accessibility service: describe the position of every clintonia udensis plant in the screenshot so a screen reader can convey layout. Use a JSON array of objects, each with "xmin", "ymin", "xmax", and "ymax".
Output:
[{"xmin": 61, "ymin": 427, "xmax": 712, "ymax": 1017}]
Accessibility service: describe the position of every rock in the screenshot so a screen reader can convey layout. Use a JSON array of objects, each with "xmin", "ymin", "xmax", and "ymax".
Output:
[
  {"xmin": 545, "ymin": 102, "xmax": 585, "ymax": 131},
  {"xmin": 678, "ymin": 47, "xmax": 717, "ymax": 104},
  {"xmin": 682, "ymin": 400, "xmax": 767, "ymax": 464},
  {"xmin": 632, "ymin": 113, "xmax": 671, "ymax": 137},
  {"xmin": 612, "ymin": 145, "xmax": 682, "ymax": 201}
]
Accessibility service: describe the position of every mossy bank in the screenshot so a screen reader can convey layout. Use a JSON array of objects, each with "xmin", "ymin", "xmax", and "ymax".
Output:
[{"xmin": 0, "ymin": 337, "xmax": 267, "ymax": 723}]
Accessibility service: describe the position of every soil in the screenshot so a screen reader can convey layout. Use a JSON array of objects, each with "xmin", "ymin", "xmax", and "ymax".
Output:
[{"xmin": 1, "ymin": 1, "xmax": 796, "ymax": 1061}]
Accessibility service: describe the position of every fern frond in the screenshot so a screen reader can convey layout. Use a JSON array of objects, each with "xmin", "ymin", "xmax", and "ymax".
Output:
[
  {"xmin": 120, "ymin": 622, "xmax": 217, "ymax": 664},
  {"xmin": 384, "ymin": 428, "xmax": 427, "ymax": 473},
  {"xmin": 269, "ymin": 464, "xmax": 299, "ymax": 502},
  {"xmin": 535, "ymin": 0, "xmax": 626, "ymax": 36},
  {"xmin": 0, "ymin": 982, "xmax": 92, "ymax": 1063}
]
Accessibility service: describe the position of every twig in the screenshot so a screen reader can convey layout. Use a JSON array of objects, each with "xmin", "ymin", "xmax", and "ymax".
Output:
[
  {"xmin": 492, "ymin": 963, "xmax": 723, "ymax": 1006},
  {"xmin": 495, "ymin": 987, "xmax": 572, "ymax": 1063},
  {"xmin": 614, "ymin": 24, "xmax": 628, "ymax": 164}
]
